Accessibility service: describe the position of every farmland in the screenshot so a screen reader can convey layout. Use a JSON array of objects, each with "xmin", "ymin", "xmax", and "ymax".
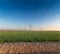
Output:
[{"xmin": 0, "ymin": 30, "xmax": 60, "ymax": 43}]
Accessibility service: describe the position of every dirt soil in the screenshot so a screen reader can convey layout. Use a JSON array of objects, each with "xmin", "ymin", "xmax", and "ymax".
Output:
[{"xmin": 0, "ymin": 42, "xmax": 60, "ymax": 54}]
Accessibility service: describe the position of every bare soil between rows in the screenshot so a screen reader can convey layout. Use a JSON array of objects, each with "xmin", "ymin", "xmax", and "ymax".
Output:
[{"xmin": 0, "ymin": 42, "xmax": 60, "ymax": 54}]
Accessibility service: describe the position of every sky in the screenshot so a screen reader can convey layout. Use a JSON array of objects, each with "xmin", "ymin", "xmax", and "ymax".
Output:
[{"xmin": 0, "ymin": 0, "xmax": 60, "ymax": 30}]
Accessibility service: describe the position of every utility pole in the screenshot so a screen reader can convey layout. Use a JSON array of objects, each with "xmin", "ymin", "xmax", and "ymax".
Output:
[{"xmin": 30, "ymin": 24, "xmax": 32, "ymax": 31}]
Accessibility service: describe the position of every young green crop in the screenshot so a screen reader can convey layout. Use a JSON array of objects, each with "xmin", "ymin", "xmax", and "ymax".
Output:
[{"xmin": 0, "ymin": 31, "xmax": 60, "ymax": 43}]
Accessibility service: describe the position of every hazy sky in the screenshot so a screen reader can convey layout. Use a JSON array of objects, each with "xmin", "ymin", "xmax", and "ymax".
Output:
[{"xmin": 0, "ymin": 0, "xmax": 60, "ymax": 30}]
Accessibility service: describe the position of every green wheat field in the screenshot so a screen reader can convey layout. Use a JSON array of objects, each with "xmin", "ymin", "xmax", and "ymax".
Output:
[{"xmin": 0, "ymin": 30, "xmax": 60, "ymax": 43}]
